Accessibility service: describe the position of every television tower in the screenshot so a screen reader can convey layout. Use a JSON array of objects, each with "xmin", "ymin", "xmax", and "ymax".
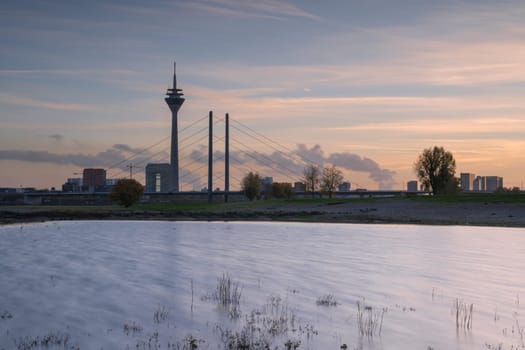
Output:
[{"xmin": 165, "ymin": 62, "xmax": 185, "ymax": 192}]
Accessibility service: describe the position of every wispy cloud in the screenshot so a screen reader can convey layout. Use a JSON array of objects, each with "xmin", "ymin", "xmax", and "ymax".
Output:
[
  {"xmin": 320, "ymin": 118, "xmax": 525, "ymax": 135},
  {"xmin": 0, "ymin": 93, "xmax": 94, "ymax": 111},
  {"xmin": 0, "ymin": 120, "xmax": 169, "ymax": 131},
  {"xmin": 178, "ymin": 0, "xmax": 319, "ymax": 21},
  {"xmin": 187, "ymin": 84, "xmax": 525, "ymax": 120}
]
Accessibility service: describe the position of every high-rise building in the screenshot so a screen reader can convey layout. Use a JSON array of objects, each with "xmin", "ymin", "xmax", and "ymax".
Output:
[
  {"xmin": 473, "ymin": 176, "xmax": 486, "ymax": 192},
  {"xmin": 486, "ymin": 176, "xmax": 503, "ymax": 193},
  {"xmin": 460, "ymin": 173, "xmax": 476, "ymax": 192}
]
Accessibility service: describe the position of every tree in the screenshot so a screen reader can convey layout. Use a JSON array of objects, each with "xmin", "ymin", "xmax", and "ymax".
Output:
[
  {"xmin": 320, "ymin": 165, "xmax": 344, "ymax": 198},
  {"xmin": 414, "ymin": 146, "xmax": 459, "ymax": 195},
  {"xmin": 271, "ymin": 182, "xmax": 293, "ymax": 199},
  {"xmin": 109, "ymin": 179, "xmax": 144, "ymax": 207},
  {"xmin": 241, "ymin": 172, "xmax": 261, "ymax": 201},
  {"xmin": 303, "ymin": 164, "xmax": 321, "ymax": 198}
]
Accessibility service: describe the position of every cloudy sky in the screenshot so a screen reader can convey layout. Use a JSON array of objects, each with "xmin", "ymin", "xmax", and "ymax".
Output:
[{"xmin": 1, "ymin": 0, "xmax": 524, "ymax": 190}]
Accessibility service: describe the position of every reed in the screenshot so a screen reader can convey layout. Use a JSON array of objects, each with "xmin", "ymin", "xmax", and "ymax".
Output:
[
  {"xmin": 453, "ymin": 298, "xmax": 473, "ymax": 330},
  {"xmin": 214, "ymin": 273, "xmax": 242, "ymax": 307},
  {"xmin": 356, "ymin": 301, "xmax": 386, "ymax": 337},
  {"xmin": 154, "ymin": 304, "xmax": 170, "ymax": 324}
]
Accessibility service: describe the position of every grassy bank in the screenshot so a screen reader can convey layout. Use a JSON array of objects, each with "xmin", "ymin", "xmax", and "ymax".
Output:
[
  {"xmin": 1, "ymin": 193, "xmax": 524, "ymax": 226},
  {"xmin": 406, "ymin": 193, "xmax": 525, "ymax": 204}
]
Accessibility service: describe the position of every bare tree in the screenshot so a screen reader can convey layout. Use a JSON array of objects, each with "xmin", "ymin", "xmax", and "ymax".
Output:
[
  {"xmin": 303, "ymin": 164, "xmax": 321, "ymax": 198},
  {"xmin": 321, "ymin": 165, "xmax": 344, "ymax": 198}
]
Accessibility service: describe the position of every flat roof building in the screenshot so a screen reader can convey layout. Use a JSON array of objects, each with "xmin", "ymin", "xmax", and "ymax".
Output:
[
  {"xmin": 407, "ymin": 180, "xmax": 418, "ymax": 193},
  {"xmin": 460, "ymin": 173, "xmax": 476, "ymax": 192},
  {"xmin": 145, "ymin": 163, "xmax": 173, "ymax": 193},
  {"xmin": 486, "ymin": 176, "xmax": 503, "ymax": 193},
  {"xmin": 338, "ymin": 182, "xmax": 351, "ymax": 192},
  {"xmin": 83, "ymin": 168, "xmax": 106, "ymax": 187}
]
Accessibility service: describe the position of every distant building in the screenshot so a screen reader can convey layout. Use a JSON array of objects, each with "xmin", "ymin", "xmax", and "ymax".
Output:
[
  {"xmin": 83, "ymin": 168, "xmax": 106, "ymax": 187},
  {"xmin": 407, "ymin": 180, "xmax": 418, "ymax": 193},
  {"xmin": 259, "ymin": 177, "xmax": 273, "ymax": 198},
  {"xmin": 145, "ymin": 163, "xmax": 173, "ymax": 193},
  {"xmin": 0, "ymin": 188, "xmax": 18, "ymax": 193},
  {"xmin": 105, "ymin": 179, "xmax": 122, "ymax": 186},
  {"xmin": 486, "ymin": 176, "xmax": 503, "ymax": 193},
  {"xmin": 473, "ymin": 176, "xmax": 486, "ymax": 192},
  {"xmin": 293, "ymin": 182, "xmax": 305, "ymax": 192},
  {"xmin": 260, "ymin": 177, "xmax": 273, "ymax": 186},
  {"xmin": 338, "ymin": 182, "xmax": 351, "ymax": 192},
  {"xmin": 460, "ymin": 173, "xmax": 476, "ymax": 192},
  {"xmin": 62, "ymin": 178, "xmax": 82, "ymax": 193}
]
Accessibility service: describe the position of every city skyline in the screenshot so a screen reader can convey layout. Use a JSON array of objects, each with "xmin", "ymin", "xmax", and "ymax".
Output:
[{"xmin": 1, "ymin": 0, "xmax": 524, "ymax": 190}]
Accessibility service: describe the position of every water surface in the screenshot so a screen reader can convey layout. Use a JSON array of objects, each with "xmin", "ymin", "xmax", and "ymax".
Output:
[{"xmin": 0, "ymin": 221, "xmax": 524, "ymax": 349}]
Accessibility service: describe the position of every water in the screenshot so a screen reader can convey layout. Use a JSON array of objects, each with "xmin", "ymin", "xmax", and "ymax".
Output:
[{"xmin": 0, "ymin": 221, "xmax": 524, "ymax": 349}]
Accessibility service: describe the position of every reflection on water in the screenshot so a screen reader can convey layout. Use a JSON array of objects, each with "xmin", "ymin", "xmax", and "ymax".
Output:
[{"xmin": 0, "ymin": 221, "xmax": 524, "ymax": 349}]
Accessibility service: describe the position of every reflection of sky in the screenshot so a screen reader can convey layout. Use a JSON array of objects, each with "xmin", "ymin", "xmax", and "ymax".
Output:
[
  {"xmin": 1, "ymin": 221, "xmax": 524, "ymax": 349},
  {"xmin": 1, "ymin": 0, "xmax": 525, "ymax": 188}
]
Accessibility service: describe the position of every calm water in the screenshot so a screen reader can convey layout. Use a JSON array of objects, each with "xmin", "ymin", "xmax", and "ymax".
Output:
[{"xmin": 0, "ymin": 221, "xmax": 524, "ymax": 349}]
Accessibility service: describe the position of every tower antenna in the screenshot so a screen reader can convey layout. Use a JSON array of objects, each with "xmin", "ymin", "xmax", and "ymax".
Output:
[{"xmin": 173, "ymin": 61, "xmax": 177, "ymax": 89}]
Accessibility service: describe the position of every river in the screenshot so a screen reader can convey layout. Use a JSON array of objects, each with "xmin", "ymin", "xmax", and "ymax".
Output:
[{"xmin": 1, "ymin": 221, "xmax": 524, "ymax": 349}]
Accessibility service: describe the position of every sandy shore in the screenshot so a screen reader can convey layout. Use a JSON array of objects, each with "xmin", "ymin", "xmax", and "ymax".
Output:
[{"xmin": 1, "ymin": 198, "xmax": 524, "ymax": 227}]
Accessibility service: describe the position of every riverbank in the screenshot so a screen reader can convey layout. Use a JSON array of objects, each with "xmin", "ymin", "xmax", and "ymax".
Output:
[{"xmin": 1, "ymin": 196, "xmax": 524, "ymax": 227}]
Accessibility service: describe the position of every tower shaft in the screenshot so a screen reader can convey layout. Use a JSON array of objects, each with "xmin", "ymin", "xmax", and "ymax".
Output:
[{"xmin": 170, "ymin": 111, "xmax": 179, "ymax": 191}]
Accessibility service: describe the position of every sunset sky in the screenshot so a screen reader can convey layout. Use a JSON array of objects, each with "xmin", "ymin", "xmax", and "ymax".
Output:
[{"xmin": 1, "ymin": 0, "xmax": 524, "ymax": 190}]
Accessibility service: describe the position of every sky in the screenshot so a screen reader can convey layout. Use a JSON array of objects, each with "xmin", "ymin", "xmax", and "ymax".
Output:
[{"xmin": 1, "ymin": 0, "xmax": 524, "ymax": 191}]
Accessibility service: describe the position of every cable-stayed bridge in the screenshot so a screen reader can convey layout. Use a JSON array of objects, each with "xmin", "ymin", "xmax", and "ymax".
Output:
[{"xmin": 105, "ymin": 111, "xmax": 319, "ymax": 198}]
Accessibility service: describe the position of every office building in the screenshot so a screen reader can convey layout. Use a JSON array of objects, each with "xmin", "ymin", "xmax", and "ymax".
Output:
[
  {"xmin": 145, "ymin": 163, "xmax": 172, "ymax": 193},
  {"xmin": 460, "ymin": 173, "xmax": 476, "ymax": 192},
  {"xmin": 486, "ymin": 176, "xmax": 503, "ymax": 193},
  {"xmin": 83, "ymin": 168, "xmax": 106, "ymax": 187},
  {"xmin": 473, "ymin": 176, "xmax": 486, "ymax": 192}
]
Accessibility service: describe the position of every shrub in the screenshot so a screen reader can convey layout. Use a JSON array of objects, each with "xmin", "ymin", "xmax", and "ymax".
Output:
[{"xmin": 109, "ymin": 179, "xmax": 144, "ymax": 207}]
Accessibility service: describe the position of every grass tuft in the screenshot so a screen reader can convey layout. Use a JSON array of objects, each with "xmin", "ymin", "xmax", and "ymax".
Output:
[
  {"xmin": 316, "ymin": 294, "xmax": 339, "ymax": 307},
  {"xmin": 356, "ymin": 301, "xmax": 386, "ymax": 337}
]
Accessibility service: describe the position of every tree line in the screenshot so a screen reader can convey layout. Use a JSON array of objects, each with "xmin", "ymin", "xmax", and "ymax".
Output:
[
  {"xmin": 242, "ymin": 145, "xmax": 468, "ymax": 200},
  {"xmin": 241, "ymin": 164, "xmax": 344, "ymax": 201},
  {"xmin": 107, "ymin": 145, "xmax": 513, "ymax": 207}
]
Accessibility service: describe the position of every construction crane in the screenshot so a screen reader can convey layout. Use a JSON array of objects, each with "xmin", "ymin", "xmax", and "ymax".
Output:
[{"xmin": 126, "ymin": 164, "xmax": 143, "ymax": 179}]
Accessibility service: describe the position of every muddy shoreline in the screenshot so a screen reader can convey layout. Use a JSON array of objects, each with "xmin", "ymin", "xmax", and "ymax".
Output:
[{"xmin": 2, "ymin": 199, "xmax": 524, "ymax": 227}]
